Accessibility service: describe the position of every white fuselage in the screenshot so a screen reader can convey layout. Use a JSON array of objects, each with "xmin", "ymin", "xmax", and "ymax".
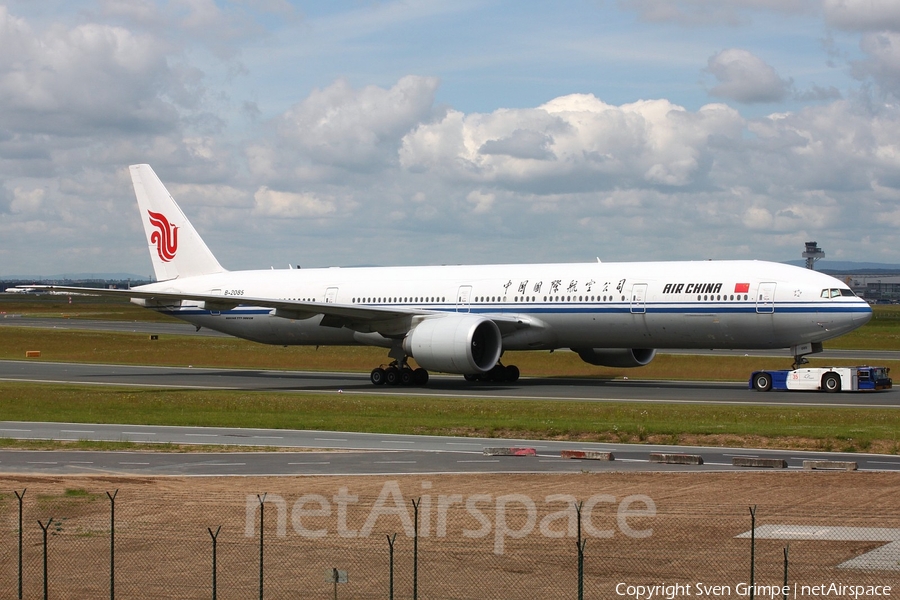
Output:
[{"xmin": 136, "ymin": 259, "xmax": 871, "ymax": 351}]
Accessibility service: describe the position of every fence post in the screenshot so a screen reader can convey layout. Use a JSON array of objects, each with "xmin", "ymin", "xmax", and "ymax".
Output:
[
  {"xmin": 107, "ymin": 490, "xmax": 118, "ymax": 600},
  {"xmin": 386, "ymin": 534, "xmax": 397, "ymax": 600},
  {"xmin": 749, "ymin": 505, "xmax": 757, "ymax": 600},
  {"xmin": 782, "ymin": 545, "xmax": 789, "ymax": 600},
  {"xmin": 38, "ymin": 517, "xmax": 54, "ymax": 600},
  {"xmin": 575, "ymin": 501, "xmax": 585, "ymax": 600},
  {"xmin": 209, "ymin": 526, "xmax": 221, "ymax": 600},
  {"xmin": 411, "ymin": 498, "xmax": 420, "ymax": 600},
  {"xmin": 15, "ymin": 489, "xmax": 25, "ymax": 600},
  {"xmin": 257, "ymin": 493, "xmax": 266, "ymax": 600}
]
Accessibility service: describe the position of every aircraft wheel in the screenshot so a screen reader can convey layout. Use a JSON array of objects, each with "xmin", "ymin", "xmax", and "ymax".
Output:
[
  {"xmin": 413, "ymin": 368, "xmax": 429, "ymax": 385},
  {"xmin": 385, "ymin": 367, "xmax": 401, "ymax": 385},
  {"xmin": 400, "ymin": 369, "xmax": 414, "ymax": 385},
  {"xmin": 487, "ymin": 364, "xmax": 507, "ymax": 382},
  {"xmin": 463, "ymin": 373, "xmax": 480, "ymax": 382},
  {"xmin": 822, "ymin": 373, "xmax": 841, "ymax": 393},
  {"xmin": 370, "ymin": 368, "xmax": 386, "ymax": 385},
  {"xmin": 752, "ymin": 372, "xmax": 771, "ymax": 392},
  {"xmin": 505, "ymin": 365, "xmax": 520, "ymax": 383}
]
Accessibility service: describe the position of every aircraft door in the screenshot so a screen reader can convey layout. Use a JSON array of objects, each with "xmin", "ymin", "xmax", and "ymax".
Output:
[
  {"xmin": 208, "ymin": 288, "xmax": 222, "ymax": 315},
  {"xmin": 756, "ymin": 282, "xmax": 776, "ymax": 313},
  {"xmin": 630, "ymin": 283, "xmax": 648, "ymax": 314},
  {"xmin": 325, "ymin": 287, "xmax": 338, "ymax": 304},
  {"xmin": 456, "ymin": 285, "xmax": 472, "ymax": 313}
]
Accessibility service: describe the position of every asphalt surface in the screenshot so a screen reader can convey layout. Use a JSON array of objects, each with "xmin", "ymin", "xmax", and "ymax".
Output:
[
  {"xmin": 2, "ymin": 421, "xmax": 897, "ymax": 475},
  {"xmin": 1, "ymin": 316, "xmax": 897, "ymax": 477},
  {"xmin": 2, "ymin": 359, "xmax": 898, "ymax": 407}
]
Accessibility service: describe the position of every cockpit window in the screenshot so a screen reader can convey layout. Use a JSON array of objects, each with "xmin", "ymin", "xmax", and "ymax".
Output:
[{"xmin": 822, "ymin": 288, "xmax": 858, "ymax": 298}]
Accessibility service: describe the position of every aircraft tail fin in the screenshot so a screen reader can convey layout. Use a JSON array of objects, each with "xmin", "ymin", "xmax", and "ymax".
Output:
[{"xmin": 130, "ymin": 164, "xmax": 225, "ymax": 281}]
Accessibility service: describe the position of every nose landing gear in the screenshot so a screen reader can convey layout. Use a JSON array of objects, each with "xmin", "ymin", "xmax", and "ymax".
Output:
[{"xmin": 791, "ymin": 342, "xmax": 823, "ymax": 370}]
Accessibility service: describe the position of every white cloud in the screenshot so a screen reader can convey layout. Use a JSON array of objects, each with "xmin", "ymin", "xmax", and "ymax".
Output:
[
  {"xmin": 248, "ymin": 76, "xmax": 440, "ymax": 183},
  {"xmin": 706, "ymin": 49, "xmax": 792, "ymax": 103},
  {"xmin": 253, "ymin": 186, "xmax": 336, "ymax": 218},
  {"xmin": 0, "ymin": 6, "xmax": 202, "ymax": 138},
  {"xmin": 10, "ymin": 186, "xmax": 44, "ymax": 214},
  {"xmin": 853, "ymin": 32, "xmax": 900, "ymax": 95},
  {"xmin": 824, "ymin": 0, "xmax": 900, "ymax": 32},
  {"xmin": 6, "ymin": 1, "xmax": 900, "ymax": 276},
  {"xmin": 467, "ymin": 189, "xmax": 495, "ymax": 213},
  {"xmin": 400, "ymin": 94, "xmax": 744, "ymax": 190}
]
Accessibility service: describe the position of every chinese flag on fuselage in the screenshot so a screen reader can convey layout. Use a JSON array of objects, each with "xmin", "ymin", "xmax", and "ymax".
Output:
[{"xmin": 734, "ymin": 283, "xmax": 750, "ymax": 293}]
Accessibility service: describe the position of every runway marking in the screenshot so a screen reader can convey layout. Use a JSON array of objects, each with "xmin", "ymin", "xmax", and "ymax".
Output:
[
  {"xmin": 68, "ymin": 461, "xmax": 93, "ymax": 464},
  {"xmin": 119, "ymin": 462, "xmax": 150, "ymax": 465},
  {"xmin": 253, "ymin": 436, "xmax": 283, "ymax": 440},
  {"xmin": 123, "ymin": 432, "xmax": 155, "ymax": 435},
  {"xmin": 0, "ymin": 428, "xmax": 31, "ymax": 432},
  {"xmin": 445, "ymin": 442, "xmax": 481, "ymax": 446},
  {"xmin": 374, "ymin": 460, "xmax": 417, "ymax": 464},
  {"xmin": 186, "ymin": 433, "xmax": 218, "ymax": 437},
  {"xmin": 315, "ymin": 438, "xmax": 348, "ymax": 442},
  {"xmin": 288, "ymin": 461, "xmax": 331, "ymax": 465},
  {"xmin": 208, "ymin": 462, "xmax": 246, "ymax": 466},
  {"xmin": 27, "ymin": 461, "xmax": 58, "ymax": 465},
  {"xmin": 382, "ymin": 440, "xmax": 414, "ymax": 444},
  {"xmin": 60, "ymin": 429, "xmax": 94, "ymax": 434},
  {"xmin": 458, "ymin": 459, "xmax": 500, "ymax": 463}
]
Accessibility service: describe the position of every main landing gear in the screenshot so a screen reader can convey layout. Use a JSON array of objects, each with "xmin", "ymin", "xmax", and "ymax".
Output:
[
  {"xmin": 463, "ymin": 363, "xmax": 520, "ymax": 383},
  {"xmin": 370, "ymin": 361, "xmax": 429, "ymax": 386},
  {"xmin": 368, "ymin": 361, "xmax": 523, "ymax": 386}
]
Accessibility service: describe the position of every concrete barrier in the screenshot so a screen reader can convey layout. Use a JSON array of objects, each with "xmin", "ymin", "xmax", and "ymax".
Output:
[
  {"xmin": 560, "ymin": 450, "xmax": 615, "ymax": 461},
  {"xmin": 732, "ymin": 457, "xmax": 788, "ymax": 469},
  {"xmin": 25, "ymin": 350, "xmax": 41, "ymax": 358},
  {"xmin": 649, "ymin": 452, "xmax": 704, "ymax": 465},
  {"xmin": 483, "ymin": 447, "xmax": 537, "ymax": 457},
  {"xmin": 803, "ymin": 460, "xmax": 857, "ymax": 471}
]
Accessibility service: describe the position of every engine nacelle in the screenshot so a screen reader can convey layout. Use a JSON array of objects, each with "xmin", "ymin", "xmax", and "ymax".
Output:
[
  {"xmin": 573, "ymin": 347, "xmax": 656, "ymax": 368},
  {"xmin": 403, "ymin": 314, "xmax": 502, "ymax": 374}
]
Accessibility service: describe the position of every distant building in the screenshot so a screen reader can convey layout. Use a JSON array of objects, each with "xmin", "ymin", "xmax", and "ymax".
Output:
[{"xmin": 830, "ymin": 273, "xmax": 900, "ymax": 303}]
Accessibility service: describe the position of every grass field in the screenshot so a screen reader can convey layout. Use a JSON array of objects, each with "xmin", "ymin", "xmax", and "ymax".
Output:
[{"xmin": 1, "ymin": 295, "xmax": 898, "ymax": 453}]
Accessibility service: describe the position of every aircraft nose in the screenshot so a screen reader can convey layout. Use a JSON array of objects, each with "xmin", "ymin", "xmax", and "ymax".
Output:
[{"xmin": 853, "ymin": 303, "xmax": 873, "ymax": 324}]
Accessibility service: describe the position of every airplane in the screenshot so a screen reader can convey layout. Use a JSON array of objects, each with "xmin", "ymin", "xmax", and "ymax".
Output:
[{"xmin": 28, "ymin": 164, "xmax": 873, "ymax": 386}]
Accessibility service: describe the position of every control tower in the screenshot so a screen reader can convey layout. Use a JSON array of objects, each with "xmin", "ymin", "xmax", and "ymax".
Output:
[{"xmin": 802, "ymin": 241, "xmax": 824, "ymax": 270}]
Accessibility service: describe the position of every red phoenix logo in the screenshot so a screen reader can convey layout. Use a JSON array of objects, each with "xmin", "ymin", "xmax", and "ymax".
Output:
[{"xmin": 148, "ymin": 211, "xmax": 178, "ymax": 262}]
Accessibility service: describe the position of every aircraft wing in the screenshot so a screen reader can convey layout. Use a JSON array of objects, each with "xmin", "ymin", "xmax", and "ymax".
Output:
[{"xmin": 22, "ymin": 285, "xmax": 530, "ymax": 335}]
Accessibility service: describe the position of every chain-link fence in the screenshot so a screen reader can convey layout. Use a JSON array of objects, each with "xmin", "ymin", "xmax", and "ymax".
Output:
[{"xmin": 2, "ymin": 486, "xmax": 898, "ymax": 599}]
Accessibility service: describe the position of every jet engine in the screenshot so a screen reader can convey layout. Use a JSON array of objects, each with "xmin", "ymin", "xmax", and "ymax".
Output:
[
  {"xmin": 573, "ymin": 347, "xmax": 656, "ymax": 368},
  {"xmin": 403, "ymin": 314, "xmax": 502, "ymax": 374}
]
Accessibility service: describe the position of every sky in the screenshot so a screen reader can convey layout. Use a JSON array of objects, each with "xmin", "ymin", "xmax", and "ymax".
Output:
[{"xmin": 3, "ymin": 0, "xmax": 900, "ymax": 278}]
